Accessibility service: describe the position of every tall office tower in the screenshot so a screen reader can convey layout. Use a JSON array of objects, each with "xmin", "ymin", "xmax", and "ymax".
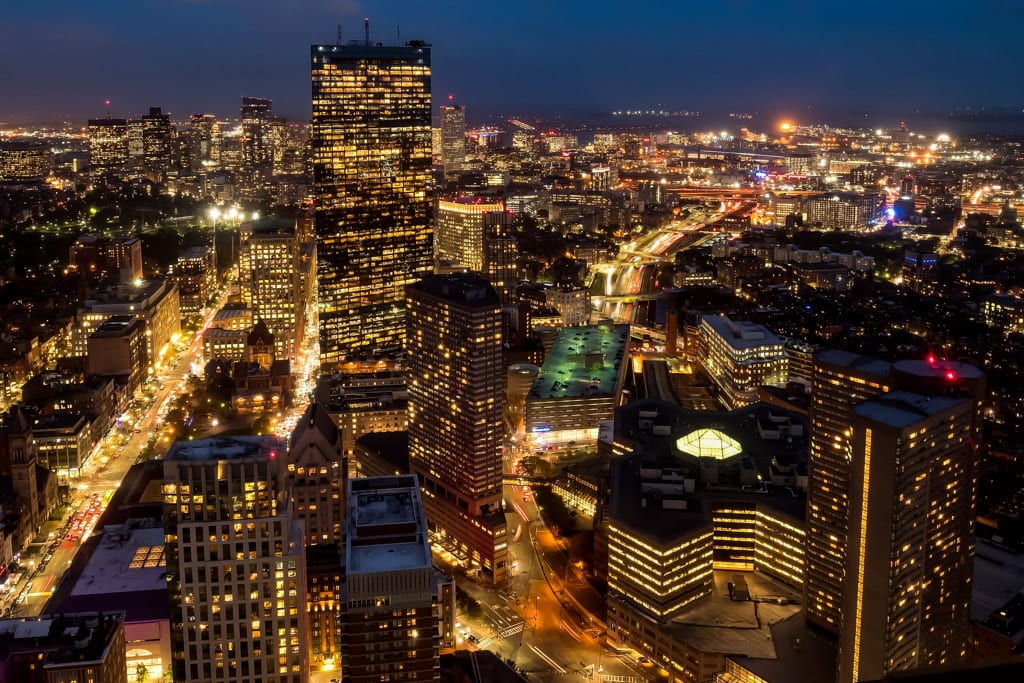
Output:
[
  {"xmin": 142, "ymin": 106, "xmax": 173, "ymax": 180},
  {"xmin": 186, "ymin": 114, "xmax": 216, "ymax": 171},
  {"xmin": 241, "ymin": 96, "xmax": 274, "ymax": 176},
  {"xmin": 163, "ymin": 435, "xmax": 309, "ymax": 683},
  {"xmin": 440, "ymin": 103, "xmax": 466, "ymax": 175},
  {"xmin": 805, "ymin": 350, "xmax": 892, "ymax": 635},
  {"xmin": 406, "ymin": 274, "xmax": 508, "ymax": 583},
  {"xmin": 87, "ymin": 117, "xmax": 128, "ymax": 179},
  {"xmin": 434, "ymin": 197, "xmax": 504, "ymax": 272},
  {"xmin": 244, "ymin": 221, "xmax": 302, "ymax": 359},
  {"xmin": 342, "ymin": 475, "xmax": 440, "ymax": 682},
  {"xmin": 839, "ymin": 390, "xmax": 976, "ymax": 683},
  {"xmin": 311, "ymin": 39, "xmax": 433, "ymax": 365},
  {"xmin": 482, "ymin": 210, "xmax": 518, "ymax": 306}
]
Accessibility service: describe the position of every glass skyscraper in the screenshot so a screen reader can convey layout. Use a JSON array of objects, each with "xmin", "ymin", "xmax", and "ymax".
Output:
[{"xmin": 311, "ymin": 40, "xmax": 433, "ymax": 366}]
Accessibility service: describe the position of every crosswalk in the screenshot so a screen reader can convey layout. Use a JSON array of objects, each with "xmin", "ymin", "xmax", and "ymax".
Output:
[{"xmin": 476, "ymin": 620, "xmax": 525, "ymax": 648}]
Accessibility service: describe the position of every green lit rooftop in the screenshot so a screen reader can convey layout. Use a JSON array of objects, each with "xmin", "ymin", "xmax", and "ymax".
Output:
[{"xmin": 527, "ymin": 323, "xmax": 629, "ymax": 400}]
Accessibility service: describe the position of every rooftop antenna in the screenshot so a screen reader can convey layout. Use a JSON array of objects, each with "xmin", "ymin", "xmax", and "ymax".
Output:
[
  {"xmin": 337, "ymin": 24, "xmax": 343, "ymax": 45},
  {"xmin": 105, "ymin": 99, "xmax": 111, "ymax": 118},
  {"xmin": 396, "ymin": 25, "xmax": 400, "ymax": 46},
  {"xmin": 364, "ymin": 17, "xmax": 370, "ymax": 46}
]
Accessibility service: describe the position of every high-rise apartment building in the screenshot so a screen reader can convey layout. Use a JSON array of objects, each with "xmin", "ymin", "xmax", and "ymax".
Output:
[
  {"xmin": 341, "ymin": 475, "xmax": 440, "ymax": 682},
  {"xmin": 406, "ymin": 274, "xmax": 508, "ymax": 583},
  {"xmin": 311, "ymin": 40, "xmax": 433, "ymax": 365},
  {"xmin": 805, "ymin": 350, "xmax": 892, "ymax": 635},
  {"xmin": 806, "ymin": 352, "xmax": 985, "ymax": 657},
  {"xmin": 162, "ymin": 435, "xmax": 308, "ymax": 683},
  {"xmin": 88, "ymin": 117, "xmax": 129, "ymax": 179},
  {"xmin": 435, "ymin": 197, "xmax": 504, "ymax": 272},
  {"xmin": 440, "ymin": 103, "xmax": 466, "ymax": 174},
  {"xmin": 839, "ymin": 390, "xmax": 976, "ymax": 682},
  {"xmin": 241, "ymin": 96, "xmax": 274, "ymax": 176}
]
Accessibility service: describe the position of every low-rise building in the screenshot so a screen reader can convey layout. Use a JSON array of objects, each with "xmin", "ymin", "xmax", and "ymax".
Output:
[
  {"xmin": 604, "ymin": 398, "xmax": 809, "ymax": 682},
  {"xmin": 0, "ymin": 612, "xmax": 127, "ymax": 683},
  {"xmin": 524, "ymin": 324, "xmax": 630, "ymax": 446},
  {"xmin": 33, "ymin": 412, "xmax": 92, "ymax": 483},
  {"xmin": 87, "ymin": 315, "xmax": 149, "ymax": 396},
  {"xmin": 700, "ymin": 315, "xmax": 788, "ymax": 409}
]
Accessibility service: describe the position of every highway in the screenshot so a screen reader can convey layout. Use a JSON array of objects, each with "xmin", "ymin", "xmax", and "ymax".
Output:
[{"xmin": 590, "ymin": 205, "xmax": 737, "ymax": 324}]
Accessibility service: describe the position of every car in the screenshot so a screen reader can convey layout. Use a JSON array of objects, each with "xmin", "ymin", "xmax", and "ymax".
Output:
[{"xmin": 467, "ymin": 634, "xmax": 478, "ymax": 644}]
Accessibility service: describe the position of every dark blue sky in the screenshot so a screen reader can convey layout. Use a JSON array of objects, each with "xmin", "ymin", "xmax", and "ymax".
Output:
[{"xmin": 2, "ymin": 0, "xmax": 1021, "ymax": 126}]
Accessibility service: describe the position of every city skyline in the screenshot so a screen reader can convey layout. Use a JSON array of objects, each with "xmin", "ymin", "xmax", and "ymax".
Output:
[{"xmin": 3, "ymin": 1, "xmax": 1023, "ymax": 128}]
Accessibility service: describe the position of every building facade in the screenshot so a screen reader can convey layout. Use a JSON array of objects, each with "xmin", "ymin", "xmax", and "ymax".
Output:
[
  {"xmin": 804, "ymin": 350, "xmax": 892, "ymax": 635},
  {"xmin": 439, "ymin": 103, "xmax": 466, "ymax": 175},
  {"xmin": 699, "ymin": 316, "xmax": 788, "ymax": 409},
  {"xmin": 406, "ymin": 274, "xmax": 507, "ymax": 583},
  {"xmin": 839, "ymin": 392, "xmax": 976, "ymax": 682},
  {"xmin": 434, "ymin": 197, "xmax": 504, "ymax": 272},
  {"xmin": 342, "ymin": 475, "xmax": 440, "ymax": 682},
  {"xmin": 162, "ymin": 436, "xmax": 308, "ymax": 683},
  {"xmin": 312, "ymin": 40, "xmax": 433, "ymax": 365}
]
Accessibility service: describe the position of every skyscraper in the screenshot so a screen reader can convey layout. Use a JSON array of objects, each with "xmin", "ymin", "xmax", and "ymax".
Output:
[
  {"xmin": 440, "ymin": 103, "xmax": 465, "ymax": 175},
  {"xmin": 482, "ymin": 209, "xmax": 518, "ymax": 307},
  {"xmin": 805, "ymin": 350, "xmax": 892, "ymax": 635},
  {"xmin": 87, "ymin": 117, "xmax": 128, "ymax": 179},
  {"xmin": 241, "ymin": 96, "xmax": 273, "ymax": 176},
  {"xmin": 162, "ymin": 435, "xmax": 309, "ymax": 683},
  {"xmin": 406, "ymin": 274, "xmax": 508, "ymax": 583},
  {"xmin": 311, "ymin": 39, "xmax": 433, "ymax": 365},
  {"xmin": 141, "ymin": 106, "xmax": 172, "ymax": 181},
  {"xmin": 839, "ymin": 389, "xmax": 976, "ymax": 682}
]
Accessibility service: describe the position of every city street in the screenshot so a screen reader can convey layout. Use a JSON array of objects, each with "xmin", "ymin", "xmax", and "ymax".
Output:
[
  {"xmin": 456, "ymin": 481, "xmax": 650, "ymax": 682},
  {"xmin": 1, "ymin": 282, "xmax": 230, "ymax": 618}
]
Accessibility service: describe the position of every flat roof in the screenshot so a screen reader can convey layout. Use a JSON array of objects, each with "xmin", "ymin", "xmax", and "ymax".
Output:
[
  {"xmin": 527, "ymin": 323, "xmax": 629, "ymax": 400},
  {"xmin": 701, "ymin": 316, "xmax": 782, "ymax": 350},
  {"xmin": 346, "ymin": 476, "xmax": 431, "ymax": 574},
  {"xmin": 69, "ymin": 525, "xmax": 166, "ymax": 597},
  {"xmin": 854, "ymin": 391, "xmax": 967, "ymax": 428},
  {"xmin": 814, "ymin": 348, "xmax": 892, "ymax": 378},
  {"xmin": 164, "ymin": 435, "xmax": 284, "ymax": 462}
]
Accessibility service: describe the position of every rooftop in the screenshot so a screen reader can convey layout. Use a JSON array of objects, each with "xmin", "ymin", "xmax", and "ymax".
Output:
[
  {"xmin": 814, "ymin": 348, "xmax": 892, "ymax": 378},
  {"xmin": 164, "ymin": 434, "xmax": 285, "ymax": 462},
  {"xmin": 527, "ymin": 323, "xmax": 629, "ymax": 400},
  {"xmin": 854, "ymin": 391, "xmax": 968, "ymax": 429},
  {"xmin": 701, "ymin": 315, "xmax": 782, "ymax": 350},
  {"xmin": 409, "ymin": 273, "xmax": 500, "ymax": 307},
  {"xmin": 346, "ymin": 476, "xmax": 431, "ymax": 575},
  {"xmin": 90, "ymin": 314, "xmax": 142, "ymax": 338},
  {"xmin": 0, "ymin": 612, "xmax": 125, "ymax": 668},
  {"xmin": 50, "ymin": 522, "xmax": 170, "ymax": 624}
]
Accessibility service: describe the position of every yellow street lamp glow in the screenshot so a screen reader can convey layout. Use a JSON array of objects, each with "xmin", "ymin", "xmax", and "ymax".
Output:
[{"xmin": 779, "ymin": 121, "xmax": 793, "ymax": 132}]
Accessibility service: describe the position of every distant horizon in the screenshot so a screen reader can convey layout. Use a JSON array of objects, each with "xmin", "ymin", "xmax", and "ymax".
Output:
[
  {"xmin": 3, "ymin": 1, "xmax": 1021, "ymax": 135},
  {"xmin": 5, "ymin": 104, "xmax": 1024, "ymax": 139}
]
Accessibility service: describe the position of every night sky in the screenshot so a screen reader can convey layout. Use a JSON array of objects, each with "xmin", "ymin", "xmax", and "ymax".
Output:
[{"xmin": 2, "ymin": 0, "xmax": 1021, "ymax": 126}]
